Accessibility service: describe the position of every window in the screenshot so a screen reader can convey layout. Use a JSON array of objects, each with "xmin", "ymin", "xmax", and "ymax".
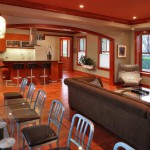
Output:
[
  {"xmin": 62, "ymin": 40, "xmax": 68, "ymax": 57},
  {"xmin": 77, "ymin": 36, "xmax": 87, "ymax": 64},
  {"xmin": 98, "ymin": 37, "xmax": 110, "ymax": 69},
  {"xmin": 141, "ymin": 35, "xmax": 150, "ymax": 72}
]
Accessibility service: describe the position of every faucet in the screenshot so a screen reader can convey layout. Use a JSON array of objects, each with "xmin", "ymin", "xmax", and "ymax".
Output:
[{"xmin": 21, "ymin": 54, "xmax": 24, "ymax": 60}]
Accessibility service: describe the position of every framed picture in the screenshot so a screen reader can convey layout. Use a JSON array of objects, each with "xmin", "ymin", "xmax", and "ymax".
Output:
[{"xmin": 118, "ymin": 45, "xmax": 126, "ymax": 58}]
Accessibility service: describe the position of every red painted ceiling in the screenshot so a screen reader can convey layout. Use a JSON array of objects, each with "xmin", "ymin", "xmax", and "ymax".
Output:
[{"xmin": 1, "ymin": 0, "xmax": 150, "ymax": 24}]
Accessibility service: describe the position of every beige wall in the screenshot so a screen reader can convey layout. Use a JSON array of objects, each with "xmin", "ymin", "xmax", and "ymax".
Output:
[
  {"xmin": 2, "ymin": 24, "xmax": 150, "ymax": 86},
  {"xmin": 35, "ymin": 36, "xmax": 60, "ymax": 60},
  {"xmin": 73, "ymin": 28, "xmax": 131, "ymax": 82}
]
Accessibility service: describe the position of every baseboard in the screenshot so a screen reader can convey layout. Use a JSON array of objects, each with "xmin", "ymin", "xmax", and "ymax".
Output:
[{"xmin": 73, "ymin": 70, "xmax": 109, "ymax": 83}]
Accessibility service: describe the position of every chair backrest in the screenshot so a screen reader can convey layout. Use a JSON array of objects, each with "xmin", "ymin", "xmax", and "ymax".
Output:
[
  {"xmin": 67, "ymin": 114, "xmax": 94, "ymax": 150},
  {"xmin": 33, "ymin": 90, "xmax": 46, "ymax": 116},
  {"xmin": 19, "ymin": 78, "xmax": 28, "ymax": 96},
  {"xmin": 48, "ymin": 100, "xmax": 65, "ymax": 136},
  {"xmin": 118, "ymin": 64, "xmax": 142, "ymax": 86},
  {"xmin": 113, "ymin": 142, "xmax": 135, "ymax": 150},
  {"xmin": 25, "ymin": 83, "xmax": 36, "ymax": 105}
]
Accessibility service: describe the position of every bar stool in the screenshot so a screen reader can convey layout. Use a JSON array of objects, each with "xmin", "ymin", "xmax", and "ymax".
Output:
[
  {"xmin": 12, "ymin": 63, "xmax": 24, "ymax": 86},
  {"xmin": 27, "ymin": 63, "xmax": 38, "ymax": 83},
  {"xmin": 40, "ymin": 62, "xmax": 50, "ymax": 85}
]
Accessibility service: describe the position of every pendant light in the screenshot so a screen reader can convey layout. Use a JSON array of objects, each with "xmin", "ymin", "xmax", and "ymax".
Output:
[{"xmin": 0, "ymin": 15, "xmax": 6, "ymax": 39}]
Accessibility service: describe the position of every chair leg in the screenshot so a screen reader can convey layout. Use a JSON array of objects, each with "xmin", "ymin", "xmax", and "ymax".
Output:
[
  {"xmin": 56, "ymin": 139, "xmax": 59, "ymax": 148},
  {"xmin": 17, "ymin": 123, "xmax": 20, "ymax": 150},
  {"xmin": 22, "ymin": 135, "xmax": 25, "ymax": 150},
  {"xmin": 49, "ymin": 144, "xmax": 52, "ymax": 149},
  {"xmin": 10, "ymin": 116, "xmax": 14, "ymax": 137}
]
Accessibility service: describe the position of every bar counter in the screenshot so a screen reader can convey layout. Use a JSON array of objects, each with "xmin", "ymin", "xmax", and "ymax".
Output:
[{"xmin": 2, "ymin": 59, "xmax": 62, "ymax": 83}]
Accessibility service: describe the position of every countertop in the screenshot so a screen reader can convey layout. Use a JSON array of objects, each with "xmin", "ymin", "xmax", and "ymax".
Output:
[{"xmin": 2, "ymin": 59, "xmax": 59, "ymax": 62}]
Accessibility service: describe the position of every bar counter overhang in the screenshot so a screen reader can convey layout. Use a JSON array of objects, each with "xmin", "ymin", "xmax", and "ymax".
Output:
[{"xmin": 2, "ymin": 59, "xmax": 63, "ymax": 83}]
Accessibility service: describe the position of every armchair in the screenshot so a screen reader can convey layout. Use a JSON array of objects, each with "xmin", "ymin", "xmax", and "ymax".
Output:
[{"xmin": 118, "ymin": 64, "xmax": 142, "ymax": 86}]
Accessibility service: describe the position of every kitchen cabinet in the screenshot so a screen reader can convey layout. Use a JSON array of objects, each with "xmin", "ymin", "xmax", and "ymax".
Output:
[
  {"xmin": 5, "ymin": 33, "xmax": 29, "ymax": 41},
  {"xmin": 0, "ymin": 38, "xmax": 6, "ymax": 52}
]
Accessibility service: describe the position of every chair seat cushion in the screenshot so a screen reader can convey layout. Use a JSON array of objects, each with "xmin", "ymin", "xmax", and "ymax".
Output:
[
  {"xmin": 4, "ymin": 92, "xmax": 23, "ymax": 100},
  {"xmin": 7, "ymin": 98, "xmax": 26, "ymax": 105},
  {"xmin": 9, "ymin": 103, "xmax": 30, "ymax": 110},
  {"xmin": 22, "ymin": 125, "xmax": 57, "ymax": 147},
  {"xmin": 12, "ymin": 109, "xmax": 40, "ymax": 123}
]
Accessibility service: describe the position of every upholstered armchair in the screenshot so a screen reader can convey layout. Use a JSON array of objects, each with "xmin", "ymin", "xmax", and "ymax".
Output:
[{"xmin": 118, "ymin": 64, "xmax": 142, "ymax": 86}]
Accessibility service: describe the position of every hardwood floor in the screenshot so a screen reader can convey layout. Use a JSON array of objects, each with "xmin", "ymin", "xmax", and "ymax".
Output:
[{"xmin": 0, "ymin": 71, "xmax": 125, "ymax": 150}]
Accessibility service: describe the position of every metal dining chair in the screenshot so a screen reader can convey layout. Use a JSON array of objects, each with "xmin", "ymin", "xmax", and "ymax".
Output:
[
  {"xmin": 22, "ymin": 100, "xmax": 65, "ymax": 150},
  {"xmin": 3, "ymin": 78, "xmax": 28, "ymax": 101},
  {"xmin": 0, "ymin": 121, "xmax": 16, "ymax": 150},
  {"xmin": 67, "ymin": 114, "xmax": 94, "ymax": 150},
  {"xmin": 10, "ymin": 90, "xmax": 46, "ymax": 149},
  {"xmin": 7, "ymin": 83, "xmax": 36, "ymax": 111},
  {"xmin": 113, "ymin": 142, "xmax": 135, "ymax": 150}
]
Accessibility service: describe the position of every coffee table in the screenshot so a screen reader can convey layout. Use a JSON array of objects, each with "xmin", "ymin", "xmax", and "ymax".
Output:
[{"xmin": 115, "ymin": 87, "xmax": 150, "ymax": 103}]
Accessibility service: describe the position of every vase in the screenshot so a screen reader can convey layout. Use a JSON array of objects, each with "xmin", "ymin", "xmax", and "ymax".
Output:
[{"xmin": 82, "ymin": 65, "xmax": 94, "ymax": 70}]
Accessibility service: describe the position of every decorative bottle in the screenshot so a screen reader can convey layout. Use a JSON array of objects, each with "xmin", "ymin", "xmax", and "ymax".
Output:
[{"xmin": 47, "ymin": 51, "xmax": 51, "ymax": 60}]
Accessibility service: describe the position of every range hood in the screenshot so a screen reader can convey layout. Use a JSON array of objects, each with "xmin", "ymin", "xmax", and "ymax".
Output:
[{"xmin": 25, "ymin": 27, "xmax": 39, "ymax": 47}]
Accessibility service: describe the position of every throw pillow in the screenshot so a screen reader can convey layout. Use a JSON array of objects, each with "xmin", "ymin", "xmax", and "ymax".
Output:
[{"xmin": 90, "ymin": 78, "xmax": 102, "ymax": 88}]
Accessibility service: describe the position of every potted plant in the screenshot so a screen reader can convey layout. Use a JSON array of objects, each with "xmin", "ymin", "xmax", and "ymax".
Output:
[{"xmin": 79, "ymin": 56, "xmax": 95, "ymax": 70}]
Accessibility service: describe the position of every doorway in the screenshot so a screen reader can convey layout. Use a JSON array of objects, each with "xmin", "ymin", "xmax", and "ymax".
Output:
[{"xmin": 60, "ymin": 38, "xmax": 73, "ymax": 71}]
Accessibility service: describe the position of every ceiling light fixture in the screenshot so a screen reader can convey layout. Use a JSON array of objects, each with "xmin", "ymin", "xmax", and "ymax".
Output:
[
  {"xmin": 133, "ymin": 16, "xmax": 137, "ymax": 20},
  {"xmin": 79, "ymin": 5, "xmax": 84, "ymax": 8},
  {"xmin": 0, "ymin": 15, "xmax": 6, "ymax": 39}
]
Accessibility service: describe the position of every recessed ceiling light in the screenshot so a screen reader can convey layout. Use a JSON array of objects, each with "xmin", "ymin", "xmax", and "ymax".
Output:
[
  {"xmin": 133, "ymin": 16, "xmax": 137, "ymax": 20},
  {"xmin": 131, "ymin": 28, "xmax": 134, "ymax": 31},
  {"xmin": 79, "ymin": 5, "xmax": 84, "ymax": 8}
]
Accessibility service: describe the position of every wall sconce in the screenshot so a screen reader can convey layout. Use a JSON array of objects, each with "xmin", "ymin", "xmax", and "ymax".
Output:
[{"xmin": 0, "ymin": 15, "xmax": 6, "ymax": 39}]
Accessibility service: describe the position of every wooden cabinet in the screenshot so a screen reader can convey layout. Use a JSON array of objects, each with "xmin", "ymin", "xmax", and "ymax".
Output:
[
  {"xmin": 0, "ymin": 33, "xmax": 30, "ymax": 52},
  {"xmin": 0, "ymin": 38, "xmax": 6, "ymax": 52},
  {"xmin": 6, "ymin": 33, "xmax": 30, "ymax": 48},
  {"xmin": 5, "ymin": 33, "xmax": 29, "ymax": 41}
]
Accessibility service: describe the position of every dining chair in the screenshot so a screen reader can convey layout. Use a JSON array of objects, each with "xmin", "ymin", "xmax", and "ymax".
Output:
[
  {"xmin": 113, "ymin": 142, "xmax": 135, "ymax": 150},
  {"xmin": 0, "ymin": 121, "xmax": 16, "ymax": 150},
  {"xmin": 10, "ymin": 90, "xmax": 46, "ymax": 149},
  {"xmin": 3, "ymin": 78, "xmax": 28, "ymax": 101},
  {"xmin": 7, "ymin": 83, "xmax": 36, "ymax": 111},
  {"xmin": 67, "ymin": 114, "xmax": 94, "ymax": 150},
  {"xmin": 22, "ymin": 100, "xmax": 65, "ymax": 150}
]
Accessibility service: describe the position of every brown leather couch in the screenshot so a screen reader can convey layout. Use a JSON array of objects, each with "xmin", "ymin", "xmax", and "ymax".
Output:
[{"xmin": 64, "ymin": 77, "xmax": 150, "ymax": 150}]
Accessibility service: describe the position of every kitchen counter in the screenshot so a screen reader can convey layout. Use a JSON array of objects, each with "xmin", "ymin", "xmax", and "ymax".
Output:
[
  {"xmin": 2, "ymin": 59, "xmax": 59, "ymax": 62},
  {"xmin": 2, "ymin": 60, "xmax": 62, "ymax": 83}
]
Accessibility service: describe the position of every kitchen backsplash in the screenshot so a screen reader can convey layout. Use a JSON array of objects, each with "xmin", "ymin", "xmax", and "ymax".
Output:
[{"xmin": 0, "ymin": 48, "xmax": 35, "ymax": 60}]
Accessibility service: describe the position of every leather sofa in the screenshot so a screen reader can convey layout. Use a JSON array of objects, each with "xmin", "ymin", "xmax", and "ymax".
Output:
[{"xmin": 64, "ymin": 77, "xmax": 150, "ymax": 150}]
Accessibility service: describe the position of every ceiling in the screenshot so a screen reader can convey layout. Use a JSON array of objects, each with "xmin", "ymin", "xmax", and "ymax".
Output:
[{"xmin": 1, "ymin": 0, "xmax": 150, "ymax": 24}]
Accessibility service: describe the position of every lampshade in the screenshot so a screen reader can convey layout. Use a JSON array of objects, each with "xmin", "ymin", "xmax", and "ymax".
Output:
[{"xmin": 0, "ymin": 16, "xmax": 6, "ymax": 39}]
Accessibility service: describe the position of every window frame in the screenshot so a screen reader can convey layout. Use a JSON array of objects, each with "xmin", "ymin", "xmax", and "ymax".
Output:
[
  {"xmin": 77, "ymin": 36, "xmax": 87, "ymax": 65},
  {"xmin": 135, "ymin": 31, "xmax": 150, "ymax": 77}
]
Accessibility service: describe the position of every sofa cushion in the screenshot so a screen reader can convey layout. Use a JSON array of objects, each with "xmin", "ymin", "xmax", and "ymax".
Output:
[
  {"xmin": 78, "ymin": 79, "xmax": 101, "ymax": 89},
  {"xmin": 77, "ymin": 77, "xmax": 103, "ymax": 89},
  {"xmin": 90, "ymin": 78, "xmax": 102, "ymax": 88}
]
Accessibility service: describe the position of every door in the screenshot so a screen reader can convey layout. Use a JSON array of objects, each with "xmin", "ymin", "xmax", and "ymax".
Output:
[{"xmin": 60, "ymin": 38, "xmax": 73, "ymax": 71}]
